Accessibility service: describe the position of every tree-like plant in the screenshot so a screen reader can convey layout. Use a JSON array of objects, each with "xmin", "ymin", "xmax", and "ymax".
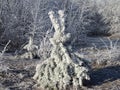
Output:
[{"xmin": 33, "ymin": 10, "xmax": 90, "ymax": 90}]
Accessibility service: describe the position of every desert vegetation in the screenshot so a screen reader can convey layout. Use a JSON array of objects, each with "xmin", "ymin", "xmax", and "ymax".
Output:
[{"xmin": 0, "ymin": 0, "xmax": 120, "ymax": 90}]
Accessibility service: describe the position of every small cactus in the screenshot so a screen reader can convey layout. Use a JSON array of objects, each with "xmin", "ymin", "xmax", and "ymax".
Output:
[{"xmin": 18, "ymin": 32, "xmax": 38, "ymax": 59}]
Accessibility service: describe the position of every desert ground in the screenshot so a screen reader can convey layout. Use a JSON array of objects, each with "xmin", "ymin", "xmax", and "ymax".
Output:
[{"xmin": 0, "ymin": 36, "xmax": 120, "ymax": 90}]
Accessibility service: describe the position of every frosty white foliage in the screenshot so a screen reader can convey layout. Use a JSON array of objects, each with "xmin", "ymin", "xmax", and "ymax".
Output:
[
  {"xmin": 23, "ymin": 36, "xmax": 38, "ymax": 52},
  {"xmin": 33, "ymin": 10, "xmax": 90, "ymax": 89},
  {"xmin": 22, "ymin": 34, "xmax": 38, "ymax": 59}
]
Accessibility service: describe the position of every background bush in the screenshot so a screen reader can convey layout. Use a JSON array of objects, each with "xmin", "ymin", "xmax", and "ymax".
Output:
[
  {"xmin": 96, "ymin": 0, "xmax": 120, "ymax": 34},
  {"xmin": 0, "ymin": 0, "xmax": 95, "ymax": 49},
  {"xmin": 0, "ymin": 0, "xmax": 119, "ymax": 53}
]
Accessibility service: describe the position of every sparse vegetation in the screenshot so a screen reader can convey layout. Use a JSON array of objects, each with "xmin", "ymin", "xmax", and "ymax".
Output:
[
  {"xmin": 0, "ymin": 0, "xmax": 120, "ymax": 90},
  {"xmin": 92, "ymin": 38, "xmax": 120, "ymax": 66},
  {"xmin": 96, "ymin": 0, "xmax": 120, "ymax": 35}
]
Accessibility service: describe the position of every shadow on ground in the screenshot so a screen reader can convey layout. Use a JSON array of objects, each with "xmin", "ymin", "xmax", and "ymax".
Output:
[{"xmin": 88, "ymin": 65, "xmax": 120, "ymax": 86}]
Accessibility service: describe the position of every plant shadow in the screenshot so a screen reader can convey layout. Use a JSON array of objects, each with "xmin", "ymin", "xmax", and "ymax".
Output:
[{"xmin": 85, "ymin": 65, "xmax": 120, "ymax": 86}]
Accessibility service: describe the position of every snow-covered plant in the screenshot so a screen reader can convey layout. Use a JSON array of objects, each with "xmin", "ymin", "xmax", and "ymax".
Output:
[
  {"xmin": 22, "ymin": 33, "xmax": 38, "ymax": 59},
  {"xmin": 100, "ymin": 38, "xmax": 120, "ymax": 60},
  {"xmin": 27, "ymin": 0, "xmax": 96, "ymax": 60},
  {"xmin": 96, "ymin": 0, "xmax": 120, "ymax": 34},
  {"xmin": 93, "ymin": 38, "xmax": 120, "ymax": 65},
  {"xmin": 0, "ymin": 40, "xmax": 11, "ymax": 59},
  {"xmin": 33, "ymin": 10, "xmax": 90, "ymax": 90},
  {"xmin": 0, "ymin": 0, "xmax": 96, "ymax": 50},
  {"xmin": 37, "ymin": 28, "xmax": 53, "ymax": 60},
  {"xmin": 0, "ymin": 0, "xmax": 32, "ymax": 50}
]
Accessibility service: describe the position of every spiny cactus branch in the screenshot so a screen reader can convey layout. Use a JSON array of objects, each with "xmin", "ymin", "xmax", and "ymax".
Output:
[{"xmin": 33, "ymin": 10, "xmax": 90, "ymax": 90}]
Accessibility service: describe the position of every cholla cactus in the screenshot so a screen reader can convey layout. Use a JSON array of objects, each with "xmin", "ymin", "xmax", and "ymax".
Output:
[
  {"xmin": 33, "ymin": 10, "xmax": 90, "ymax": 90},
  {"xmin": 22, "ymin": 32, "xmax": 38, "ymax": 59},
  {"xmin": 23, "ymin": 33, "xmax": 38, "ymax": 52}
]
